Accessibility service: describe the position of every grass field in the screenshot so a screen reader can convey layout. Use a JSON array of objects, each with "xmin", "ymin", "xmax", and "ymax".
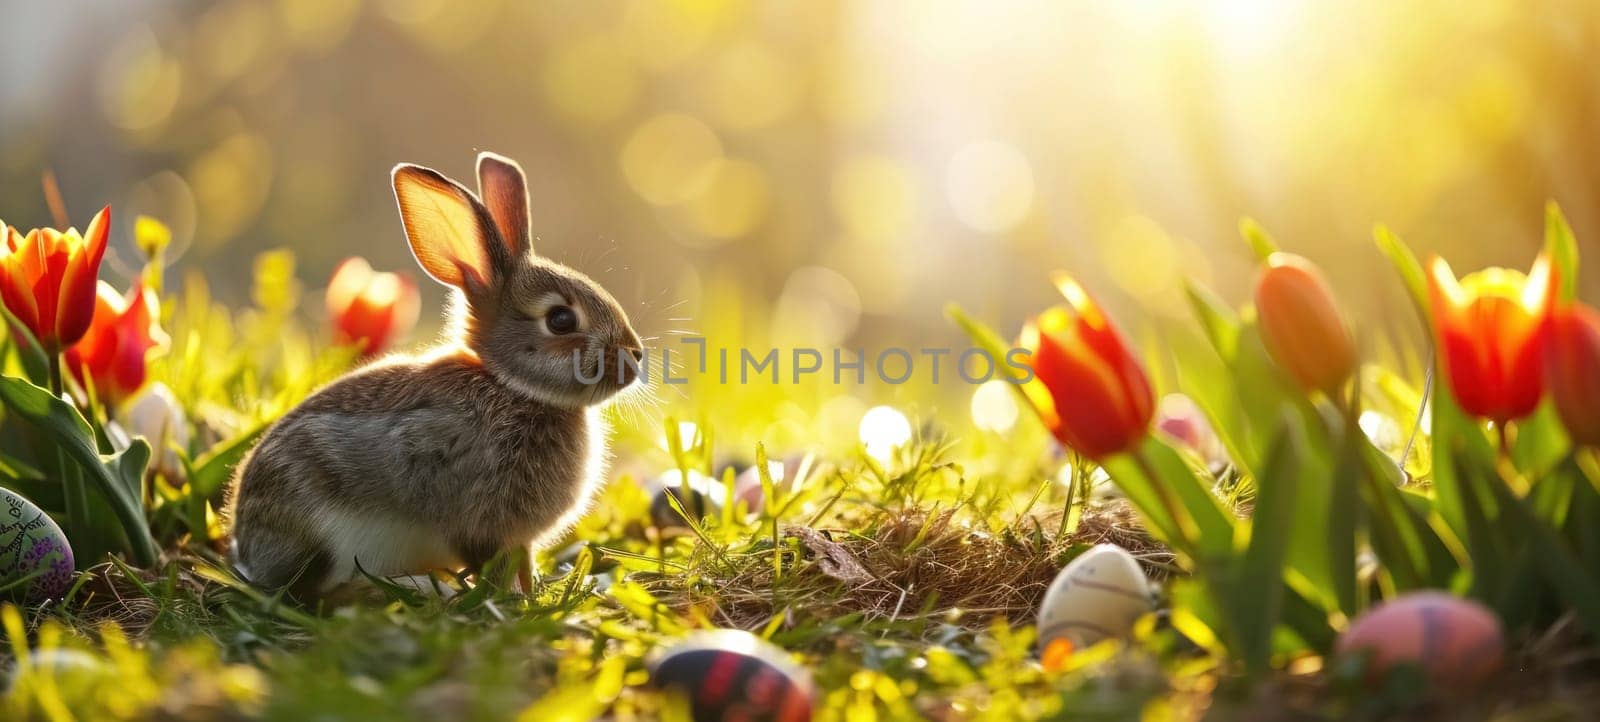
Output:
[{"xmin": 4, "ymin": 197, "xmax": 1600, "ymax": 722}]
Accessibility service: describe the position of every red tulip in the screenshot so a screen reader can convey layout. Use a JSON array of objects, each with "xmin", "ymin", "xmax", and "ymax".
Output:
[
  {"xmin": 326, "ymin": 257, "xmax": 420, "ymax": 356},
  {"xmin": 64, "ymin": 280, "xmax": 168, "ymax": 406},
  {"xmin": 1254, "ymin": 253, "xmax": 1357, "ymax": 394},
  {"xmin": 1546, "ymin": 303, "xmax": 1600, "ymax": 447},
  {"xmin": 0, "ymin": 207, "xmax": 110, "ymax": 353},
  {"xmin": 1427, "ymin": 254, "xmax": 1555, "ymax": 422},
  {"xmin": 1018, "ymin": 274, "xmax": 1154, "ymax": 460}
]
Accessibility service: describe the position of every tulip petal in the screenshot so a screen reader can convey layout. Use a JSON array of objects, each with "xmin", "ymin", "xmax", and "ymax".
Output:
[
  {"xmin": 326, "ymin": 257, "xmax": 373, "ymax": 318},
  {"xmin": 1522, "ymin": 253, "xmax": 1557, "ymax": 315},
  {"xmin": 1548, "ymin": 305, "xmax": 1600, "ymax": 446},
  {"xmin": 0, "ymin": 260, "xmax": 41, "ymax": 337},
  {"xmin": 1025, "ymin": 286, "xmax": 1153, "ymax": 460},
  {"xmin": 1035, "ymin": 329, "xmax": 1135, "ymax": 458},
  {"xmin": 1428, "ymin": 253, "xmax": 1555, "ymax": 422},
  {"xmin": 55, "ymin": 248, "xmax": 97, "ymax": 346},
  {"xmin": 1016, "ymin": 319, "xmax": 1063, "ymax": 431},
  {"xmin": 1255, "ymin": 256, "xmax": 1356, "ymax": 393},
  {"xmin": 26, "ymin": 233, "xmax": 71, "ymax": 347},
  {"xmin": 1427, "ymin": 257, "xmax": 1468, "ymax": 315},
  {"xmin": 83, "ymin": 207, "xmax": 111, "ymax": 273}
]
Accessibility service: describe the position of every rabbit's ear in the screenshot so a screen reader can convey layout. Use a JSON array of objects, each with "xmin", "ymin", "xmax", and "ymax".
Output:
[
  {"xmin": 476, "ymin": 152, "xmax": 532, "ymax": 258},
  {"xmin": 392, "ymin": 164, "xmax": 502, "ymax": 294}
]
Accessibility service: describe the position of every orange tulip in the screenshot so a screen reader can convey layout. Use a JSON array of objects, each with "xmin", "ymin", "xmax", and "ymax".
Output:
[
  {"xmin": 0, "ymin": 207, "xmax": 110, "ymax": 352},
  {"xmin": 1254, "ymin": 253, "xmax": 1357, "ymax": 394},
  {"xmin": 65, "ymin": 280, "xmax": 168, "ymax": 406},
  {"xmin": 1546, "ymin": 303, "xmax": 1600, "ymax": 446},
  {"xmin": 326, "ymin": 257, "xmax": 420, "ymax": 356},
  {"xmin": 1426, "ymin": 253, "xmax": 1555, "ymax": 423},
  {"xmin": 1018, "ymin": 274, "xmax": 1154, "ymax": 460}
]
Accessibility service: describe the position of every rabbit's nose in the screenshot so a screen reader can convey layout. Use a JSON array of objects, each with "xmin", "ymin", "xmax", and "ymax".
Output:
[{"xmin": 627, "ymin": 347, "xmax": 644, "ymax": 364}]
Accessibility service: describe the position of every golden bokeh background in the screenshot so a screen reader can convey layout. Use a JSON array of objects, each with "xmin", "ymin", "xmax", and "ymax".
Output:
[{"xmin": 3, "ymin": 0, "xmax": 1598, "ymax": 384}]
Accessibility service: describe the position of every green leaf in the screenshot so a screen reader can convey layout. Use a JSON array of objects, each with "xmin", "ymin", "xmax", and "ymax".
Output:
[
  {"xmin": 1229, "ymin": 323, "xmax": 1301, "ymax": 473},
  {"xmin": 1545, "ymin": 201, "xmax": 1580, "ymax": 302},
  {"xmin": 1239, "ymin": 217, "xmax": 1280, "ymax": 263},
  {"xmin": 1183, "ymin": 280, "xmax": 1240, "ymax": 361},
  {"xmin": 1279, "ymin": 575, "xmax": 1336, "ymax": 651},
  {"xmin": 1103, "ymin": 437, "xmax": 1235, "ymax": 560},
  {"xmin": 1372, "ymin": 225, "xmax": 1430, "ymax": 325},
  {"xmin": 1488, "ymin": 470, "xmax": 1600, "ymax": 640},
  {"xmin": 0, "ymin": 375, "xmax": 158, "ymax": 567},
  {"xmin": 945, "ymin": 303, "xmax": 1028, "ymax": 384},
  {"xmin": 189, "ymin": 422, "xmax": 268, "ymax": 499},
  {"xmin": 1324, "ymin": 411, "xmax": 1362, "ymax": 615},
  {"xmin": 1233, "ymin": 412, "xmax": 1305, "ymax": 674},
  {"xmin": 1356, "ymin": 441, "xmax": 1457, "ymax": 590},
  {"xmin": 0, "ymin": 304, "xmax": 49, "ymax": 386},
  {"xmin": 1450, "ymin": 448, "xmax": 1509, "ymax": 602},
  {"xmin": 1428, "ymin": 375, "xmax": 1497, "ymax": 538},
  {"xmin": 0, "ymin": 448, "xmax": 45, "ymax": 482},
  {"xmin": 1511, "ymin": 401, "xmax": 1572, "ymax": 479}
]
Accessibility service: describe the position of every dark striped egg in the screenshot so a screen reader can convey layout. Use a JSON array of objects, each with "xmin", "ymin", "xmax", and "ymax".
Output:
[
  {"xmin": 0, "ymin": 488, "xmax": 74, "ymax": 601},
  {"xmin": 650, "ymin": 470, "xmax": 725, "ymax": 529},
  {"xmin": 650, "ymin": 630, "xmax": 813, "ymax": 722}
]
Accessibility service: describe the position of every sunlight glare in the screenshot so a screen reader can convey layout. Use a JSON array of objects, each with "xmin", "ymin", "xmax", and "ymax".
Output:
[
  {"xmin": 859, "ymin": 405, "xmax": 912, "ymax": 461},
  {"xmin": 658, "ymin": 421, "xmax": 701, "ymax": 452},
  {"xmin": 970, "ymin": 380, "xmax": 1019, "ymax": 434}
]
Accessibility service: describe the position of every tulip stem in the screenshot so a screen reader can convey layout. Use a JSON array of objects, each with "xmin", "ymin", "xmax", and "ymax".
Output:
[
  {"xmin": 47, "ymin": 350, "xmax": 92, "ymax": 559},
  {"xmin": 47, "ymin": 351, "xmax": 63, "ymax": 397},
  {"xmin": 1131, "ymin": 446, "xmax": 1196, "ymax": 550}
]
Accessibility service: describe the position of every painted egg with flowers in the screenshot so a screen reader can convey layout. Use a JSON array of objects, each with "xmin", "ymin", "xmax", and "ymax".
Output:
[
  {"xmin": 1, "ymin": 488, "xmax": 74, "ymax": 600},
  {"xmin": 650, "ymin": 629, "xmax": 813, "ymax": 722}
]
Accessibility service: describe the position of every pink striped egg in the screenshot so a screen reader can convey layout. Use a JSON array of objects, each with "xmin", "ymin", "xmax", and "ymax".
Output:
[{"xmin": 1336, "ymin": 592, "xmax": 1504, "ymax": 686}]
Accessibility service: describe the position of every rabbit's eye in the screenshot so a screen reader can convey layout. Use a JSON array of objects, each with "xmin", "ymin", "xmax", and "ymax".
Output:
[{"xmin": 546, "ymin": 305, "xmax": 579, "ymax": 335}]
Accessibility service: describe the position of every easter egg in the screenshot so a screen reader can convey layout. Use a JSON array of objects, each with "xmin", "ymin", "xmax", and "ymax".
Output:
[
  {"xmin": 651, "ymin": 485, "xmax": 718, "ymax": 529},
  {"xmin": 651, "ymin": 470, "xmax": 727, "ymax": 528},
  {"xmin": 1154, "ymin": 394, "xmax": 1227, "ymax": 469},
  {"xmin": 1037, "ymin": 544, "xmax": 1153, "ymax": 651},
  {"xmin": 123, "ymin": 382, "xmax": 190, "ymax": 480},
  {"xmin": 0, "ymin": 488, "xmax": 74, "ymax": 600},
  {"xmin": 733, "ymin": 460, "xmax": 786, "ymax": 513},
  {"xmin": 650, "ymin": 630, "xmax": 813, "ymax": 722},
  {"xmin": 1336, "ymin": 591, "xmax": 1504, "ymax": 686}
]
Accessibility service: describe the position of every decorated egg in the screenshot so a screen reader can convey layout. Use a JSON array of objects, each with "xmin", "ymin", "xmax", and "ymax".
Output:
[
  {"xmin": 1037, "ymin": 544, "xmax": 1153, "ymax": 651},
  {"xmin": 1154, "ymin": 394, "xmax": 1227, "ymax": 469},
  {"xmin": 650, "ymin": 629, "xmax": 813, "ymax": 722},
  {"xmin": 650, "ymin": 470, "xmax": 725, "ymax": 529},
  {"xmin": 1336, "ymin": 591, "xmax": 1504, "ymax": 686},
  {"xmin": 732, "ymin": 460, "xmax": 787, "ymax": 513},
  {"xmin": 0, "ymin": 488, "xmax": 75, "ymax": 600},
  {"xmin": 123, "ymin": 382, "xmax": 190, "ymax": 481}
]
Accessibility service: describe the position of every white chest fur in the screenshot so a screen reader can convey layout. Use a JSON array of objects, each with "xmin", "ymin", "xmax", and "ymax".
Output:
[
  {"xmin": 308, "ymin": 407, "xmax": 610, "ymax": 589},
  {"xmin": 313, "ymin": 505, "xmax": 463, "ymax": 589}
]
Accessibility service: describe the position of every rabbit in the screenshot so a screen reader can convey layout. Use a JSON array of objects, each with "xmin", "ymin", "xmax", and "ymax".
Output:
[{"xmin": 225, "ymin": 152, "xmax": 644, "ymax": 599}]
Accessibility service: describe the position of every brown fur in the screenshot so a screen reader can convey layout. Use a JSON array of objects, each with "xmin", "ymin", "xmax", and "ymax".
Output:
[{"xmin": 225, "ymin": 153, "xmax": 641, "ymax": 595}]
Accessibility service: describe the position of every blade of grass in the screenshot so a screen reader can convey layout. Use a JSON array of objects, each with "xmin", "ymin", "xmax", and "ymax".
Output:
[
  {"xmin": 1545, "ymin": 201, "xmax": 1580, "ymax": 302},
  {"xmin": 1373, "ymin": 225, "xmax": 1430, "ymax": 326},
  {"xmin": 1239, "ymin": 217, "xmax": 1280, "ymax": 263}
]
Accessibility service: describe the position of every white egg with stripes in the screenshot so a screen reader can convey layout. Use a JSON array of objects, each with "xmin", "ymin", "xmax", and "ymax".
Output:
[{"xmin": 1037, "ymin": 544, "xmax": 1154, "ymax": 650}]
